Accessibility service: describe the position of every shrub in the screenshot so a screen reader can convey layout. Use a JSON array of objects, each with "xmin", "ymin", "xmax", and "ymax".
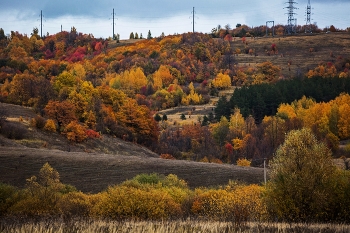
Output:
[
  {"xmin": 160, "ymin": 153, "xmax": 176, "ymax": 160},
  {"xmin": 0, "ymin": 183, "xmax": 18, "ymax": 216},
  {"xmin": 44, "ymin": 119, "xmax": 57, "ymax": 132},
  {"xmin": 0, "ymin": 121, "xmax": 27, "ymax": 140},
  {"xmin": 33, "ymin": 115, "xmax": 46, "ymax": 129},
  {"xmin": 191, "ymin": 185, "xmax": 266, "ymax": 224},
  {"xmin": 210, "ymin": 158, "xmax": 223, "ymax": 164},
  {"xmin": 94, "ymin": 186, "xmax": 182, "ymax": 220},
  {"xmin": 57, "ymin": 191, "xmax": 92, "ymax": 218},
  {"xmin": 0, "ymin": 107, "xmax": 7, "ymax": 126},
  {"xmin": 191, "ymin": 189, "xmax": 234, "ymax": 220},
  {"xmin": 8, "ymin": 163, "xmax": 67, "ymax": 217},
  {"xmin": 236, "ymin": 158, "xmax": 251, "ymax": 167},
  {"xmin": 86, "ymin": 129, "xmax": 101, "ymax": 139},
  {"xmin": 154, "ymin": 113, "xmax": 161, "ymax": 122},
  {"xmin": 130, "ymin": 173, "xmax": 163, "ymax": 186}
]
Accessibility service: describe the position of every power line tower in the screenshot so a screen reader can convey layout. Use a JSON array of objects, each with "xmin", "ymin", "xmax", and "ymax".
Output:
[
  {"xmin": 305, "ymin": 0, "xmax": 312, "ymax": 33},
  {"xmin": 285, "ymin": 0, "xmax": 298, "ymax": 34}
]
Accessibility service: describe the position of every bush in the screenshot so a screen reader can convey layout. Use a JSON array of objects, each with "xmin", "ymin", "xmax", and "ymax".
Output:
[
  {"xmin": 0, "ymin": 107, "xmax": 7, "ymax": 127},
  {"xmin": 44, "ymin": 119, "xmax": 57, "ymax": 132},
  {"xmin": 0, "ymin": 183, "xmax": 18, "ymax": 216},
  {"xmin": 236, "ymin": 158, "xmax": 251, "ymax": 167},
  {"xmin": 58, "ymin": 191, "xmax": 92, "ymax": 218},
  {"xmin": 160, "ymin": 153, "xmax": 176, "ymax": 160},
  {"xmin": 86, "ymin": 129, "xmax": 101, "ymax": 139},
  {"xmin": 63, "ymin": 121, "xmax": 87, "ymax": 142},
  {"xmin": 131, "ymin": 173, "xmax": 163, "ymax": 186},
  {"xmin": 8, "ymin": 163, "xmax": 66, "ymax": 217},
  {"xmin": 191, "ymin": 185, "xmax": 266, "ymax": 224},
  {"xmin": 154, "ymin": 113, "xmax": 161, "ymax": 122},
  {"xmin": 33, "ymin": 115, "xmax": 46, "ymax": 129},
  {"xmin": 0, "ymin": 121, "xmax": 27, "ymax": 140},
  {"xmin": 94, "ymin": 186, "xmax": 182, "ymax": 220}
]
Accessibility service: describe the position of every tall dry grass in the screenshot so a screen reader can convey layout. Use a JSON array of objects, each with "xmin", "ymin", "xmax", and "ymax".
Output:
[{"xmin": 1, "ymin": 219, "xmax": 350, "ymax": 233}]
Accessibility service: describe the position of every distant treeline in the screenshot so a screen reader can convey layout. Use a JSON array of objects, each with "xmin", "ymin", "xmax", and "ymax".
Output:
[{"xmin": 215, "ymin": 76, "xmax": 350, "ymax": 123}]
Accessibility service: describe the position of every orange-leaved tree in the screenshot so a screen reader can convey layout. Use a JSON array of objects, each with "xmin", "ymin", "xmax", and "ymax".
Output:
[{"xmin": 44, "ymin": 100, "xmax": 77, "ymax": 129}]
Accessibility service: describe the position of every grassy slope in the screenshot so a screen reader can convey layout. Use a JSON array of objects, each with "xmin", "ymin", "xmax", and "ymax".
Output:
[
  {"xmin": 231, "ymin": 32, "xmax": 350, "ymax": 78},
  {"xmin": 0, "ymin": 102, "xmax": 264, "ymax": 192}
]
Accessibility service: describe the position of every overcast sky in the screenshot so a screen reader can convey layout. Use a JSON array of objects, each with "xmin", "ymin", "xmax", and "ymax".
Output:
[{"xmin": 0, "ymin": 0, "xmax": 349, "ymax": 39}]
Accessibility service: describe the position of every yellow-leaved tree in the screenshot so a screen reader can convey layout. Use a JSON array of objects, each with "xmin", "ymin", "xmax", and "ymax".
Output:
[
  {"xmin": 265, "ymin": 128, "xmax": 342, "ymax": 222},
  {"xmin": 212, "ymin": 73, "xmax": 231, "ymax": 89},
  {"xmin": 153, "ymin": 65, "xmax": 174, "ymax": 89}
]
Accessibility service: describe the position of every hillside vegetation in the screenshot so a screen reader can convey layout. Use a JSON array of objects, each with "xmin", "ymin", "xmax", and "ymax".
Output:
[
  {"xmin": 1, "ymin": 29, "xmax": 350, "ymax": 164},
  {"xmin": 1, "ymin": 26, "xmax": 350, "ymax": 224}
]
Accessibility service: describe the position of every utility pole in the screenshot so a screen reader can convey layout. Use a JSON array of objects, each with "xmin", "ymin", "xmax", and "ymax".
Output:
[
  {"xmin": 112, "ymin": 8, "xmax": 116, "ymax": 39},
  {"xmin": 192, "ymin": 7, "xmax": 195, "ymax": 33},
  {"xmin": 40, "ymin": 10, "xmax": 43, "ymax": 38},
  {"xmin": 264, "ymin": 158, "xmax": 267, "ymax": 185}
]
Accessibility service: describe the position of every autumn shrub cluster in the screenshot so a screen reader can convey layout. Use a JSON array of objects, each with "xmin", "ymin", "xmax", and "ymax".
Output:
[
  {"xmin": 0, "ymin": 165, "xmax": 266, "ymax": 223},
  {"xmin": 2, "ymin": 134, "xmax": 350, "ymax": 224},
  {"xmin": 191, "ymin": 184, "xmax": 267, "ymax": 224}
]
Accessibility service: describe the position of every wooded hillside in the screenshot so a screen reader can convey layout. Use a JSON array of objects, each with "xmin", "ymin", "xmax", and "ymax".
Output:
[{"xmin": 0, "ymin": 28, "xmax": 350, "ymax": 165}]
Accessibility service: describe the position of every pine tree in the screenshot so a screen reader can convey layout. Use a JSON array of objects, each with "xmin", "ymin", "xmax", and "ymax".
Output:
[{"xmin": 147, "ymin": 30, "xmax": 152, "ymax": 39}]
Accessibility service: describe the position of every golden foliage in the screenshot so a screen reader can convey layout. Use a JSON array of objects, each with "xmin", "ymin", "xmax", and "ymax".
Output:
[
  {"xmin": 63, "ymin": 121, "xmax": 87, "ymax": 143},
  {"xmin": 236, "ymin": 158, "xmax": 251, "ymax": 167},
  {"xmin": 229, "ymin": 108, "xmax": 245, "ymax": 138},
  {"xmin": 212, "ymin": 73, "xmax": 231, "ymax": 89},
  {"xmin": 306, "ymin": 63, "xmax": 337, "ymax": 78},
  {"xmin": 58, "ymin": 192, "xmax": 93, "ymax": 218},
  {"xmin": 266, "ymin": 128, "xmax": 336, "ymax": 222},
  {"xmin": 191, "ymin": 185, "xmax": 266, "ymax": 223},
  {"xmin": 153, "ymin": 65, "xmax": 174, "ymax": 89},
  {"xmin": 94, "ymin": 185, "xmax": 182, "ymax": 220},
  {"xmin": 44, "ymin": 119, "xmax": 57, "ymax": 132}
]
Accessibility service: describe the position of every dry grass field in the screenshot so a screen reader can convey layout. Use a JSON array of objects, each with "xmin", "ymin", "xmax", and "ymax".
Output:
[
  {"xmin": 232, "ymin": 32, "xmax": 350, "ymax": 78},
  {"xmin": 2, "ymin": 219, "xmax": 350, "ymax": 233}
]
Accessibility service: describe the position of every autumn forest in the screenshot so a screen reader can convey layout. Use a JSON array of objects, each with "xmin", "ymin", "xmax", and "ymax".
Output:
[
  {"xmin": 1, "ymin": 27, "xmax": 350, "ymax": 163},
  {"xmin": 1, "ymin": 25, "xmax": 350, "ymax": 226}
]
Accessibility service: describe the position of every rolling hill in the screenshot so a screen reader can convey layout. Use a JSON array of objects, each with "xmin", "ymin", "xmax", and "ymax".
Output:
[{"xmin": 0, "ymin": 102, "xmax": 265, "ymax": 192}]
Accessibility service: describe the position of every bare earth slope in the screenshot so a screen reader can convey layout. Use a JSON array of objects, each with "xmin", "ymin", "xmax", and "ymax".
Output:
[{"xmin": 0, "ymin": 102, "xmax": 265, "ymax": 192}]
